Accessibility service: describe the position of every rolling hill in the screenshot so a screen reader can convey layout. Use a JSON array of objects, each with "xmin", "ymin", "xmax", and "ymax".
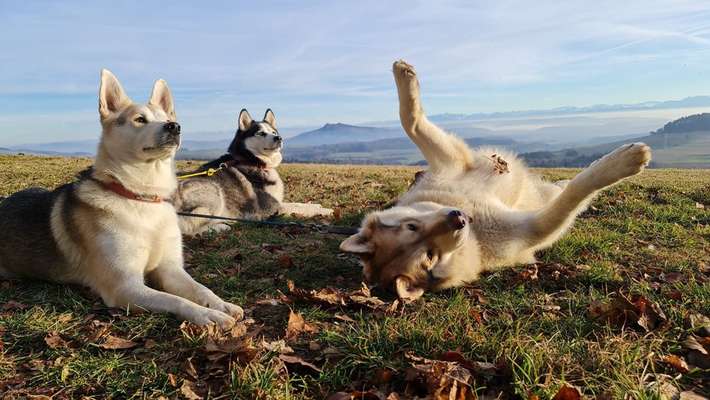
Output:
[{"xmin": 522, "ymin": 113, "xmax": 710, "ymax": 168}]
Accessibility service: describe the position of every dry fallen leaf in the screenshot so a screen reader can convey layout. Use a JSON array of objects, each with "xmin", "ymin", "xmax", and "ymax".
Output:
[
  {"xmin": 44, "ymin": 331, "xmax": 69, "ymax": 349},
  {"xmin": 180, "ymin": 380, "xmax": 203, "ymax": 400},
  {"xmin": 278, "ymin": 254, "xmax": 295, "ymax": 268},
  {"xmin": 588, "ymin": 293, "xmax": 667, "ymax": 332},
  {"xmin": 661, "ymin": 354, "xmax": 690, "ymax": 373},
  {"xmin": 552, "ymin": 384, "xmax": 582, "ymax": 400},
  {"xmin": 286, "ymin": 310, "xmax": 318, "ymax": 340},
  {"xmin": 279, "ymin": 354, "xmax": 322, "ymax": 374},
  {"xmin": 98, "ymin": 335, "xmax": 138, "ymax": 350},
  {"xmin": 405, "ymin": 354, "xmax": 477, "ymax": 399}
]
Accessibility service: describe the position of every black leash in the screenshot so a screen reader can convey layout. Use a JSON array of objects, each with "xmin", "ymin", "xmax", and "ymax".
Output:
[{"xmin": 177, "ymin": 211, "xmax": 359, "ymax": 235}]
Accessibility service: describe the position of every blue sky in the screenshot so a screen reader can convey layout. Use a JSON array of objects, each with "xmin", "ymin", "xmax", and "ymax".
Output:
[{"xmin": 1, "ymin": 0, "xmax": 710, "ymax": 145}]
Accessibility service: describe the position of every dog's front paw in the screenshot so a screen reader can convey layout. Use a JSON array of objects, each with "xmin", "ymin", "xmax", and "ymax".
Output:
[
  {"xmin": 192, "ymin": 308, "xmax": 236, "ymax": 329},
  {"xmin": 215, "ymin": 301, "xmax": 244, "ymax": 321},
  {"xmin": 393, "ymin": 60, "xmax": 423, "ymax": 128}
]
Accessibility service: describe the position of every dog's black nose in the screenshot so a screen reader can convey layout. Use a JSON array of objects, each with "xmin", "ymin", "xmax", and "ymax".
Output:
[
  {"xmin": 164, "ymin": 122, "xmax": 181, "ymax": 135},
  {"xmin": 274, "ymin": 136, "xmax": 282, "ymax": 143},
  {"xmin": 447, "ymin": 210, "xmax": 467, "ymax": 230}
]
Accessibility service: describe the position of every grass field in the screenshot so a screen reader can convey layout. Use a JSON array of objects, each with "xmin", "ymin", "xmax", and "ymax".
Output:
[{"xmin": 0, "ymin": 155, "xmax": 708, "ymax": 399}]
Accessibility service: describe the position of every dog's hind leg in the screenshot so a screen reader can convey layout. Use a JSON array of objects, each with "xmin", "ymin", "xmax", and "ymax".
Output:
[
  {"xmin": 280, "ymin": 202, "xmax": 333, "ymax": 217},
  {"xmin": 393, "ymin": 60, "xmax": 474, "ymax": 173},
  {"xmin": 521, "ymin": 143, "xmax": 651, "ymax": 249}
]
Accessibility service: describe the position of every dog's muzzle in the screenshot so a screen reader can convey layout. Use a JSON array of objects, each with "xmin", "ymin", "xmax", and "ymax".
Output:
[{"xmin": 447, "ymin": 210, "xmax": 468, "ymax": 230}]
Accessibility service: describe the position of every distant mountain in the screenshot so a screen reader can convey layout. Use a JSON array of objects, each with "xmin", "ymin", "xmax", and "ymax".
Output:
[
  {"xmin": 282, "ymin": 136, "xmax": 552, "ymax": 165},
  {"xmin": 0, "ymin": 147, "xmax": 11, "ymax": 154},
  {"xmin": 9, "ymin": 140, "xmax": 98, "ymax": 155},
  {"xmin": 428, "ymin": 96, "xmax": 710, "ymax": 122},
  {"xmin": 287, "ymin": 123, "xmax": 403, "ymax": 147},
  {"xmin": 522, "ymin": 112, "xmax": 710, "ymax": 168}
]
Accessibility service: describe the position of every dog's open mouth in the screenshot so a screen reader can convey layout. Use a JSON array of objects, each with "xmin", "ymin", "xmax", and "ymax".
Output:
[{"xmin": 264, "ymin": 144, "xmax": 282, "ymax": 152}]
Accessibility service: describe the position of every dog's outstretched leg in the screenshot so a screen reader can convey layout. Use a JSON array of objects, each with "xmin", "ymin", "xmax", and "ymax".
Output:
[
  {"xmin": 393, "ymin": 60, "xmax": 474, "ymax": 173},
  {"xmin": 522, "ymin": 143, "xmax": 651, "ymax": 249}
]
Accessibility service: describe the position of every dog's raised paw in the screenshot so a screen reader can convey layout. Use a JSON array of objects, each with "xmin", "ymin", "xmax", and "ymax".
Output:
[
  {"xmin": 393, "ymin": 60, "xmax": 416, "ymax": 79},
  {"xmin": 586, "ymin": 143, "xmax": 651, "ymax": 188}
]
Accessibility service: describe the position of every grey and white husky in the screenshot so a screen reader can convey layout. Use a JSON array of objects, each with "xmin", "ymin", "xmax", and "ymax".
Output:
[
  {"xmin": 174, "ymin": 109, "xmax": 333, "ymax": 236},
  {"xmin": 0, "ymin": 70, "xmax": 243, "ymax": 328}
]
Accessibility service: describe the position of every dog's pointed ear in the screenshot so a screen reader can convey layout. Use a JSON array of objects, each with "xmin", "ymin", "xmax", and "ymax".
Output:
[
  {"xmin": 339, "ymin": 231, "xmax": 373, "ymax": 255},
  {"xmin": 99, "ymin": 69, "xmax": 130, "ymax": 121},
  {"xmin": 149, "ymin": 79, "xmax": 176, "ymax": 120},
  {"xmin": 238, "ymin": 109, "xmax": 253, "ymax": 132},
  {"xmin": 395, "ymin": 276, "xmax": 425, "ymax": 301},
  {"xmin": 263, "ymin": 109, "xmax": 277, "ymax": 130}
]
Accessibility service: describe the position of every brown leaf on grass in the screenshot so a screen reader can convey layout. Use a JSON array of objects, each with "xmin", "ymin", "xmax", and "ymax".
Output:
[
  {"xmin": 683, "ymin": 334, "xmax": 710, "ymax": 369},
  {"xmin": 85, "ymin": 319, "xmax": 111, "ymax": 342},
  {"xmin": 588, "ymin": 293, "xmax": 667, "ymax": 332},
  {"xmin": 261, "ymin": 339, "xmax": 294, "ymax": 354},
  {"xmin": 438, "ymin": 351, "xmax": 500, "ymax": 376},
  {"xmin": 278, "ymin": 254, "xmax": 294, "ymax": 268},
  {"xmin": 144, "ymin": 339, "xmax": 156, "ymax": 349},
  {"xmin": 286, "ymin": 310, "xmax": 318, "ymax": 340},
  {"xmin": 167, "ymin": 373, "xmax": 178, "ymax": 387},
  {"xmin": 405, "ymin": 357, "xmax": 476, "ymax": 400},
  {"xmin": 519, "ymin": 264, "xmax": 539, "ymax": 281},
  {"xmin": 348, "ymin": 283, "xmax": 385, "ymax": 308},
  {"xmin": 180, "ymin": 322, "xmax": 259, "ymax": 365},
  {"xmin": 98, "ymin": 335, "xmax": 138, "ymax": 350},
  {"xmin": 373, "ymin": 368, "xmax": 395, "ymax": 384},
  {"xmin": 661, "ymin": 355, "xmax": 690, "ymax": 373},
  {"xmin": 552, "ymin": 384, "xmax": 582, "ymax": 400},
  {"xmin": 278, "ymin": 354, "xmax": 322, "ymax": 374},
  {"xmin": 286, "ymin": 280, "xmax": 393, "ymax": 312},
  {"xmin": 184, "ymin": 357, "xmax": 199, "ymax": 380},
  {"xmin": 2, "ymin": 300, "xmax": 28, "ymax": 311},
  {"xmin": 44, "ymin": 331, "xmax": 69, "ymax": 349},
  {"xmin": 180, "ymin": 380, "xmax": 203, "ymax": 400},
  {"xmin": 287, "ymin": 280, "xmax": 346, "ymax": 306}
]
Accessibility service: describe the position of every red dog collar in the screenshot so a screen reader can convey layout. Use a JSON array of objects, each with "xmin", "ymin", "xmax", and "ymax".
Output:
[{"xmin": 96, "ymin": 180, "xmax": 163, "ymax": 203}]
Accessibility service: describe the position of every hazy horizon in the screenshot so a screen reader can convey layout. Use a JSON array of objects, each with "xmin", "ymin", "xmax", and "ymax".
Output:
[{"xmin": 2, "ymin": 1, "xmax": 710, "ymax": 146}]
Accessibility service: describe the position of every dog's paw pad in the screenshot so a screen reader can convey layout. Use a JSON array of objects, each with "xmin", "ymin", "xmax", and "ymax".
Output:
[{"xmin": 393, "ymin": 60, "xmax": 417, "ymax": 79}]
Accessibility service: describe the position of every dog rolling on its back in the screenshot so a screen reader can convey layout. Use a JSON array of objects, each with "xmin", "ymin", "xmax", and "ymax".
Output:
[
  {"xmin": 0, "ymin": 70, "xmax": 243, "ymax": 327},
  {"xmin": 340, "ymin": 61, "xmax": 652, "ymax": 300},
  {"xmin": 174, "ymin": 109, "xmax": 333, "ymax": 236}
]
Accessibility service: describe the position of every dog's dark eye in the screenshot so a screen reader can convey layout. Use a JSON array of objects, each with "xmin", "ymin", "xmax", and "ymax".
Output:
[
  {"xmin": 406, "ymin": 223, "xmax": 418, "ymax": 231},
  {"xmin": 426, "ymin": 249, "xmax": 434, "ymax": 260},
  {"xmin": 259, "ymin": 132, "xmax": 267, "ymax": 137},
  {"xmin": 134, "ymin": 116, "xmax": 147, "ymax": 124}
]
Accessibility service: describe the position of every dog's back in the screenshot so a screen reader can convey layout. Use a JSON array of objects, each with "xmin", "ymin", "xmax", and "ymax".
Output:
[{"xmin": 0, "ymin": 186, "xmax": 67, "ymax": 280}]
